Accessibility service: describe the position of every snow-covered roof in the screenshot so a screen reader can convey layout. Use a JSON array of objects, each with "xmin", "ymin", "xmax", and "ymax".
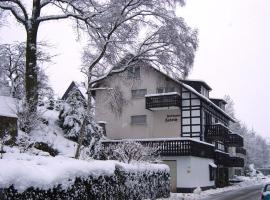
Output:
[
  {"xmin": 95, "ymin": 63, "xmax": 235, "ymax": 122},
  {"xmin": 0, "ymin": 96, "xmax": 17, "ymax": 118},
  {"xmin": 61, "ymin": 81, "xmax": 86, "ymax": 100},
  {"xmin": 145, "ymin": 92, "xmax": 180, "ymax": 97},
  {"xmin": 209, "ymin": 162, "xmax": 217, "ymax": 168},
  {"xmin": 182, "ymin": 79, "xmax": 212, "ymax": 91},
  {"xmin": 180, "ymin": 83, "xmax": 236, "ymax": 122},
  {"xmin": 146, "ymin": 67, "xmax": 235, "ymax": 122}
]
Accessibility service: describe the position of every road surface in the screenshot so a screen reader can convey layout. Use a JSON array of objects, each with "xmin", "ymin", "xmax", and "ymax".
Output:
[{"xmin": 203, "ymin": 184, "xmax": 263, "ymax": 200}]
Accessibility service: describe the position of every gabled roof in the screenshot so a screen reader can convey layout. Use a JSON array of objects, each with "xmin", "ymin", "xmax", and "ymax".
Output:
[
  {"xmin": 62, "ymin": 81, "xmax": 86, "ymax": 100},
  {"xmin": 0, "ymin": 96, "xmax": 17, "ymax": 118},
  {"xmin": 95, "ymin": 62, "xmax": 235, "ymax": 122},
  {"xmin": 182, "ymin": 79, "xmax": 212, "ymax": 91},
  {"xmin": 180, "ymin": 83, "xmax": 236, "ymax": 122},
  {"xmin": 147, "ymin": 67, "xmax": 236, "ymax": 122},
  {"xmin": 210, "ymin": 98, "xmax": 227, "ymax": 105}
]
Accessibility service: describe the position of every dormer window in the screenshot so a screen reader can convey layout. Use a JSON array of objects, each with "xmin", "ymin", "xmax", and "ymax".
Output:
[
  {"xmin": 201, "ymin": 87, "xmax": 209, "ymax": 98},
  {"xmin": 127, "ymin": 66, "xmax": 140, "ymax": 78},
  {"xmin": 219, "ymin": 103, "xmax": 225, "ymax": 110}
]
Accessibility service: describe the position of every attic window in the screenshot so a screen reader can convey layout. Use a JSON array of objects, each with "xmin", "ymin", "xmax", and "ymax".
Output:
[
  {"xmin": 127, "ymin": 66, "xmax": 140, "ymax": 78},
  {"xmin": 201, "ymin": 87, "xmax": 209, "ymax": 98},
  {"xmin": 156, "ymin": 87, "xmax": 175, "ymax": 93}
]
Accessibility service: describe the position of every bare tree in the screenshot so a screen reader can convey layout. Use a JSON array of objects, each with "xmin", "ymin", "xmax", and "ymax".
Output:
[
  {"xmin": 0, "ymin": 0, "xmax": 98, "ymax": 117},
  {"xmin": 0, "ymin": 42, "xmax": 53, "ymax": 101},
  {"xmin": 75, "ymin": 0, "xmax": 198, "ymax": 158}
]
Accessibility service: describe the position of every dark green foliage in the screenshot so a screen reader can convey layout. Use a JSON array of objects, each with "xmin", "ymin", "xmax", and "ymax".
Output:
[
  {"xmin": 58, "ymin": 88, "xmax": 86, "ymax": 141},
  {"xmin": 33, "ymin": 142, "xmax": 59, "ymax": 157},
  {"xmin": 0, "ymin": 165, "xmax": 170, "ymax": 200}
]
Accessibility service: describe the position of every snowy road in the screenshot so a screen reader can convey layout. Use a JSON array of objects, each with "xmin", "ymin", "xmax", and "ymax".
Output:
[{"xmin": 202, "ymin": 184, "xmax": 263, "ymax": 200}]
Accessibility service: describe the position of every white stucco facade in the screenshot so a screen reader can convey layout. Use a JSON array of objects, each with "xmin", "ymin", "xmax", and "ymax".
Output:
[
  {"xmin": 163, "ymin": 156, "xmax": 215, "ymax": 190},
  {"xmin": 95, "ymin": 66, "xmax": 181, "ymax": 139}
]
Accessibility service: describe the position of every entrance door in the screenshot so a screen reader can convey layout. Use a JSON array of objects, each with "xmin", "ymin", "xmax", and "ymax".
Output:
[{"xmin": 163, "ymin": 160, "xmax": 177, "ymax": 192}]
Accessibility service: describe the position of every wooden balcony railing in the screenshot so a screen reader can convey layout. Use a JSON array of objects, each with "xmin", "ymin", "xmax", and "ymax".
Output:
[
  {"xmin": 236, "ymin": 147, "xmax": 246, "ymax": 155},
  {"xmin": 205, "ymin": 124, "xmax": 230, "ymax": 142},
  {"xmin": 102, "ymin": 138, "xmax": 215, "ymax": 159},
  {"xmin": 226, "ymin": 134, "xmax": 244, "ymax": 147},
  {"xmin": 214, "ymin": 150, "xmax": 245, "ymax": 167},
  {"xmin": 145, "ymin": 93, "xmax": 181, "ymax": 110},
  {"xmin": 227, "ymin": 156, "xmax": 245, "ymax": 167},
  {"xmin": 215, "ymin": 150, "xmax": 230, "ymax": 166}
]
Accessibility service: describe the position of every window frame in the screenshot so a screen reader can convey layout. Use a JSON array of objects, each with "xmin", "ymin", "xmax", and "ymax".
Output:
[
  {"xmin": 209, "ymin": 165, "xmax": 216, "ymax": 181},
  {"xmin": 131, "ymin": 115, "xmax": 147, "ymax": 125},
  {"xmin": 131, "ymin": 89, "xmax": 147, "ymax": 99},
  {"xmin": 156, "ymin": 87, "xmax": 175, "ymax": 93},
  {"xmin": 127, "ymin": 66, "xmax": 140, "ymax": 78}
]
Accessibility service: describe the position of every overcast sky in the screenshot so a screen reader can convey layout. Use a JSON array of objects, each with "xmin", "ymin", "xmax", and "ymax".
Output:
[{"xmin": 0, "ymin": 0, "xmax": 269, "ymax": 139}]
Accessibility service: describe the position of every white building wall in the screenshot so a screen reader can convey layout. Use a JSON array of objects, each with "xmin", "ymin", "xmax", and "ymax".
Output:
[
  {"xmin": 163, "ymin": 156, "xmax": 215, "ymax": 189},
  {"xmin": 95, "ymin": 66, "xmax": 181, "ymax": 139}
]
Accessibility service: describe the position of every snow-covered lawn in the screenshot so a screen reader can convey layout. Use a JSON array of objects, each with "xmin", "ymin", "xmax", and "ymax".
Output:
[
  {"xmin": 163, "ymin": 176, "xmax": 270, "ymax": 200},
  {"xmin": 0, "ymin": 108, "xmax": 169, "ymax": 194}
]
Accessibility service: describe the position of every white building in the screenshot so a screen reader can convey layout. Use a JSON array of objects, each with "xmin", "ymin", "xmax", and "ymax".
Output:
[{"xmin": 93, "ymin": 64, "xmax": 246, "ymax": 192}]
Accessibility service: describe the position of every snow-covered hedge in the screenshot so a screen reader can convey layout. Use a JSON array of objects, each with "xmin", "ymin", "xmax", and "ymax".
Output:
[{"xmin": 0, "ymin": 156, "xmax": 170, "ymax": 199}]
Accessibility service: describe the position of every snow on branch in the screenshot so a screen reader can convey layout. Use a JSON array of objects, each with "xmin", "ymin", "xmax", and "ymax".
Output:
[{"xmin": 0, "ymin": 2, "xmax": 26, "ymax": 25}]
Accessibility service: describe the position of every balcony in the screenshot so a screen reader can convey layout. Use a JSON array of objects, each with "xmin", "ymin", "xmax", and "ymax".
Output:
[
  {"xmin": 226, "ymin": 134, "xmax": 244, "ymax": 147},
  {"xmin": 145, "ymin": 92, "xmax": 181, "ymax": 111},
  {"xmin": 102, "ymin": 138, "xmax": 215, "ymax": 159},
  {"xmin": 236, "ymin": 147, "xmax": 246, "ymax": 155},
  {"xmin": 215, "ymin": 150, "xmax": 230, "ymax": 166},
  {"xmin": 205, "ymin": 124, "xmax": 230, "ymax": 142},
  {"xmin": 227, "ymin": 156, "xmax": 245, "ymax": 167}
]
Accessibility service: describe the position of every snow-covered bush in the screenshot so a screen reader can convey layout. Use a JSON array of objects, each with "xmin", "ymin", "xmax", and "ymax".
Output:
[
  {"xmin": 0, "ymin": 158, "xmax": 170, "ymax": 200},
  {"xmin": 100, "ymin": 140, "xmax": 160, "ymax": 163},
  {"xmin": 0, "ymin": 133, "xmax": 10, "ymax": 159},
  {"xmin": 79, "ymin": 119, "xmax": 104, "ymax": 159},
  {"xmin": 58, "ymin": 89, "xmax": 86, "ymax": 141},
  {"xmin": 17, "ymin": 99, "xmax": 43, "ymax": 133},
  {"xmin": 59, "ymin": 88, "xmax": 105, "ymax": 159}
]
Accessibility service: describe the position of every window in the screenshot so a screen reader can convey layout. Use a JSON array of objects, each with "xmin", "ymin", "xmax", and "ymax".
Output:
[
  {"xmin": 127, "ymin": 66, "xmax": 140, "ymax": 78},
  {"xmin": 156, "ymin": 87, "xmax": 175, "ymax": 93},
  {"xmin": 201, "ymin": 87, "xmax": 209, "ymax": 97},
  {"xmin": 219, "ymin": 103, "xmax": 225, "ymax": 110},
  {"xmin": 209, "ymin": 165, "xmax": 216, "ymax": 181},
  {"xmin": 235, "ymin": 169, "xmax": 242, "ymax": 176},
  {"xmin": 131, "ymin": 89, "xmax": 147, "ymax": 98},
  {"xmin": 131, "ymin": 115, "xmax": 147, "ymax": 125},
  {"xmin": 264, "ymin": 184, "xmax": 270, "ymax": 192},
  {"xmin": 215, "ymin": 141, "xmax": 225, "ymax": 151}
]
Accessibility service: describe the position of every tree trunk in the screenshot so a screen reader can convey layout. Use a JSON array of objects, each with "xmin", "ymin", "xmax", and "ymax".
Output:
[
  {"xmin": 25, "ymin": 24, "xmax": 39, "ymax": 112},
  {"xmin": 74, "ymin": 83, "xmax": 93, "ymax": 159},
  {"xmin": 75, "ymin": 117, "xmax": 87, "ymax": 159},
  {"xmin": 24, "ymin": 0, "xmax": 41, "ymax": 116}
]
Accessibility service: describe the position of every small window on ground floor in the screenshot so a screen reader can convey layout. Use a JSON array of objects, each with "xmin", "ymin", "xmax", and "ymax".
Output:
[
  {"xmin": 209, "ymin": 164, "xmax": 216, "ymax": 181},
  {"xmin": 131, "ymin": 115, "xmax": 147, "ymax": 125},
  {"xmin": 235, "ymin": 169, "xmax": 242, "ymax": 176}
]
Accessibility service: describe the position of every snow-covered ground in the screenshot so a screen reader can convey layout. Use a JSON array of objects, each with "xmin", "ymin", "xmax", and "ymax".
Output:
[
  {"xmin": 0, "ymin": 108, "xmax": 169, "ymax": 194},
  {"xmin": 163, "ymin": 176, "xmax": 270, "ymax": 200}
]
